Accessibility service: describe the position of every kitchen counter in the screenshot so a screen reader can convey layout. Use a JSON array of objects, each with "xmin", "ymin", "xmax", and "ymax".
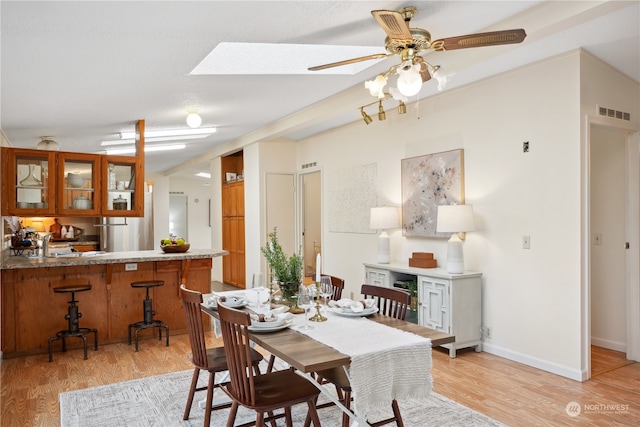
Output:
[
  {"xmin": 1, "ymin": 248, "xmax": 228, "ymax": 269},
  {"xmin": 1, "ymin": 248, "xmax": 228, "ymax": 358}
]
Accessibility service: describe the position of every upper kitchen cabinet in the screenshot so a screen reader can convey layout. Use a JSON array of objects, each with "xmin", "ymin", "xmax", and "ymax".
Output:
[
  {"xmin": 1, "ymin": 148, "xmax": 56, "ymax": 216},
  {"xmin": 56, "ymin": 152, "xmax": 102, "ymax": 216},
  {"xmin": 101, "ymin": 155, "xmax": 144, "ymax": 217}
]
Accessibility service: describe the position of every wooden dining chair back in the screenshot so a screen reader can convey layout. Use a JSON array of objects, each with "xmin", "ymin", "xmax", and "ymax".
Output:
[
  {"xmin": 179, "ymin": 285, "xmax": 263, "ymax": 427},
  {"xmin": 361, "ymin": 284, "xmax": 411, "ymax": 321},
  {"xmin": 217, "ymin": 303, "xmax": 322, "ymax": 427},
  {"xmin": 321, "ymin": 274, "xmax": 345, "ymax": 300}
]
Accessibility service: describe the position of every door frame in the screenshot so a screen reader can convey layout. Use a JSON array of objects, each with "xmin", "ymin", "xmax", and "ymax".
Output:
[
  {"xmin": 583, "ymin": 114, "xmax": 640, "ymax": 380},
  {"xmin": 296, "ymin": 166, "xmax": 323, "ymax": 279}
]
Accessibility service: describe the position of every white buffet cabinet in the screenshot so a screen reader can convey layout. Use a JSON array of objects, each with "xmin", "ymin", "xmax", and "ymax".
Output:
[{"xmin": 364, "ymin": 262, "xmax": 482, "ymax": 358}]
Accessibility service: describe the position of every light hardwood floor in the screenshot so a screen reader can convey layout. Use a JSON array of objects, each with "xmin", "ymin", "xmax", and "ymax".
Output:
[{"xmin": 2, "ymin": 333, "xmax": 639, "ymax": 426}]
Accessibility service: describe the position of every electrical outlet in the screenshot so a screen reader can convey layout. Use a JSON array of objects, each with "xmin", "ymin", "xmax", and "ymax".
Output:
[
  {"xmin": 522, "ymin": 236, "xmax": 531, "ymax": 249},
  {"xmin": 482, "ymin": 326, "xmax": 492, "ymax": 339},
  {"xmin": 125, "ymin": 263, "xmax": 138, "ymax": 271}
]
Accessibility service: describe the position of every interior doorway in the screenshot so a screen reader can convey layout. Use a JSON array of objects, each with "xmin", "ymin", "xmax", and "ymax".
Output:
[
  {"xmin": 588, "ymin": 123, "xmax": 640, "ymax": 378},
  {"xmin": 300, "ymin": 170, "xmax": 321, "ymax": 283}
]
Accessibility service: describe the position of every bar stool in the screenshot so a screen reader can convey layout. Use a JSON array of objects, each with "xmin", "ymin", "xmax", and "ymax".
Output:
[
  {"xmin": 128, "ymin": 280, "xmax": 169, "ymax": 351},
  {"xmin": 48, "ymin": 284, "xmax": 98, "ymax": 362}
]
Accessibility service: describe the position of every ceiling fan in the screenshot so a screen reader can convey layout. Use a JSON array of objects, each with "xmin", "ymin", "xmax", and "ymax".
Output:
[{"xmin": 309, "ymin": 6, "xmax": 526, "ymax": 100}]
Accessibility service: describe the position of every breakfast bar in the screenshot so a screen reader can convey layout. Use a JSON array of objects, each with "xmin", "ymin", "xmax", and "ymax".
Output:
[{"xmin": 1, "ymin": 249, "xmax": 226, "ymax": 358}]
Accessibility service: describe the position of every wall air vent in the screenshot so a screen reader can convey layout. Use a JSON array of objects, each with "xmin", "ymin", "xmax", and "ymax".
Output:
[
  {"xmin": 301, "ymin": 162, "xmax": 317, "ymax": 169},
  {"xmin": 596, "ymin": 104, "xmax": 631, "ymax": 121}
]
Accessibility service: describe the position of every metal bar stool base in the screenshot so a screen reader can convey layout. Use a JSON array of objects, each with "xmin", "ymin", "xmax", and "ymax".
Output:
[
  {"xmin": 128, "ymin": 320, "xmax": 170, "ymax": 352},
  {"xmin": 48, "ymin": 328, "xmax": 98, "ymax": 362}
]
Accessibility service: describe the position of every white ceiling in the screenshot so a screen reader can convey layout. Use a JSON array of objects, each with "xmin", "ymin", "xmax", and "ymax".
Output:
[{"xmin": 2, "ymin": 1, "xmax": 638, "ymax": 180}]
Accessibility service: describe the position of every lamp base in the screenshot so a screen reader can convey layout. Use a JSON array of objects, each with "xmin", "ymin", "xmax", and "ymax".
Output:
[
  {"xmin": 446, "ymin": 233, "xmax": 464, "ymax": 274},
  {"xmin": 377, "ymin": 231, "xmax": 390, "ymax": 264}
]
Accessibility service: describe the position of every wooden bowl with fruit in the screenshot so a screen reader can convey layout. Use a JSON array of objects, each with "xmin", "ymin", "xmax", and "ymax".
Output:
[{"xmin": 160, "ymin": 237, "xmax": 190, "ymax": 253}]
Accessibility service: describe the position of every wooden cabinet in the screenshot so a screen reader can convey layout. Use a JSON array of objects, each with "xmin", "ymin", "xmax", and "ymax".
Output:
[
  {"xmin": 222, "ymin": 181, "xmax": 245, "ymax": 287},
  {"xmin": 101, "ymin": 155, "xmax": 144, "ymax": 217},
  {"xmin": 56, "ymin": 152, "xmax": 102, "ymax": 216},
  {"xmin": 364, "ymin": 262, "xmax": 482, "ymax": 358},
  {"xmin": 1, "ymin": 148, "xmax": 56, "ymax": 216},
  {"xmin": 1, "ymin": 120, "xmax": 145, "ymax": 217}
]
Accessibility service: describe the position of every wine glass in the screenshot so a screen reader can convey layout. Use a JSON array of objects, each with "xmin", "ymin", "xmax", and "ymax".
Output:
[
  {"xmin": 297, "ymin": 286, "xmax": 314, "ymax": 330},
  {"xmin": 319, "ymin": 276, "xmax": 333, "ymax": 313},
  {"xmin": 250, "ymin": 272, "xmax": 266, "ymax": 309}
]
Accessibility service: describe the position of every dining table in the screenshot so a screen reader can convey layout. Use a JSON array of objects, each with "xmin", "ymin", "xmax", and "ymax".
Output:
[{"xmin": 201, "ymin": 290, "xmax": 455, "ymax": 426}]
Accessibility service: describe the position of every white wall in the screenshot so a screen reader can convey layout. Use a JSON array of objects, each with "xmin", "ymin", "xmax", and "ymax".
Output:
[{"xmin": 297, "ymin": 51, "xmax": 587, "ymax": 378}]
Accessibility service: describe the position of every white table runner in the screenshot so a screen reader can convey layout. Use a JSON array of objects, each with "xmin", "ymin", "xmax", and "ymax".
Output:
[{"xmin": 295, "ymin": 309, "xmax": 432, "ymax": 420}]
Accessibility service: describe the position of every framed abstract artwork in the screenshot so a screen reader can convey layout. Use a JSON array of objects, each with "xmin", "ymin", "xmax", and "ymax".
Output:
[{"xmin": 401, "ymin": 149, "xmax": 464, "ymax": 237}]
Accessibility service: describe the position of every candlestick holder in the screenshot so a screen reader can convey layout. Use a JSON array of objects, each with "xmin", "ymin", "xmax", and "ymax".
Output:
[{"xmin": 309, "ymin": 281, "xmax": 327, "ymax": 322}]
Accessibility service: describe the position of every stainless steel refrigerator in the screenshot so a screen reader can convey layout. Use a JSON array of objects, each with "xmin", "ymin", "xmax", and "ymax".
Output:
[{"xmin": 100, "ymin": 192, "xmax": 154, "ymax": 252}]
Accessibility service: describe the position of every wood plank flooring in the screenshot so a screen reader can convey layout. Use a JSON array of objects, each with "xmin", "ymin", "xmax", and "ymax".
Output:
[{"xmin": 2, "ymin": 335, "xmax": 638, "ymax": 426}]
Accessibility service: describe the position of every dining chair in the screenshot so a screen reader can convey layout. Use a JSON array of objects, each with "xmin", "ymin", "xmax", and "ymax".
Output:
[
  {"xmin": 321, "ymin": 274, "xmax": 345, "ymax": 300},
  {"xmin": 217, "ymin": 303, "xmax": 322, "ymax": 427},
  {"xmin": 179, "ymin": 285, "xmax": 264, "ymax": 427},
  {"xmin": 307, "ymin": 284, "xmax": 412, "ymax": 427}
]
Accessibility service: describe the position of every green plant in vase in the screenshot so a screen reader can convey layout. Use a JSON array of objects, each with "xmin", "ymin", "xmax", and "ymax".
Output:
[{"xmin": 261, "ymin": 228, "xmax": 303, "ymax": 312}]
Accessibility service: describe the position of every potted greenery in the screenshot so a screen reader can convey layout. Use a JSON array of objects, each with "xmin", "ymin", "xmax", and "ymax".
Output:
[{"xmin": 261, "ymin": 228, "xmax": 303, "ymax": 310}]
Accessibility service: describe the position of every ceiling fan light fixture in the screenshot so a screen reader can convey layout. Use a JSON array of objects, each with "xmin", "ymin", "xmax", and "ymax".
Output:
[
  {"xmin": 36, "ymin": 136, "xmax": 59, "ymax": 151},
  {"xmin": 186, "ymin": 112, "xmax": 202, "ymax": 128},
  {"xmin": 365, "ymin": 74, "xmax": 388, "ymax": 98},
  {"xmin": 361, "ymin": 108, "xmax": 373, "ymax": 125},
  {"xmin": 378, "ymin": 100, "xmax": 386, "ymax": 121},
  {"xmin": 396, "ymin": 60, "xmax": 422, "ymax": 97}
]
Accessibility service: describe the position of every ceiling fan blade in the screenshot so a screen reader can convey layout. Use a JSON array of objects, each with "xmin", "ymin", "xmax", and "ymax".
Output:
[
  {"xmin": 431, "ymin": 29, "xmax": 526, "ymax": 51},
  {"xmin": 371, "ymin": 9, "xmax": 413, "ymax": 41},
  {"xmin": 308, "ymin": 53, "xmax": 389, "ymax": 71}
]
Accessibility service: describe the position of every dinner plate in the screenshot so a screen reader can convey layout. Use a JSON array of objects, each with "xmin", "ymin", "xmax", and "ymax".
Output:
[
  {"xmin": 248, "ymin": 320, "xmax": 292, "ymax": 333},
  {"xmin": 331, "ymin": 306, "xmax": 379, "ymax": 317},
  {"xmin": 249, "ymin": 318, "xmax": 285, "ymax": 329},
  {"xmin": 219, "ymin": 298, "xmax": 248, "ymax": 309}
]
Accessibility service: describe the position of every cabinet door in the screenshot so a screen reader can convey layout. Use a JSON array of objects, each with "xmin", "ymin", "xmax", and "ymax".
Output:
[
  {"xmin": 57, "ymin": 152, "xmax": 101, "ymax": 216},
  {"xmin": 418, "ymin": 276, "xmax": 450, "ymax": 333},
  {"xmin": 101, "ymin": 155, "xmax": 144, "ymax": 217},
  {"xmin": 2, "ymin": 148, "xmax": 56, "ymax": 216}
]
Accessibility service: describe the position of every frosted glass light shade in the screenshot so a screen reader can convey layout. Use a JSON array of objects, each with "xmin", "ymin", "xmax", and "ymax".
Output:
[{"xmin": 186, "ymin": 112, "xmax": 202, "ymax": 128}]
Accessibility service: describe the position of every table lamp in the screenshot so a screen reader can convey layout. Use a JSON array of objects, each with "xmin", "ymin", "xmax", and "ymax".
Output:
[
  {"xmin": 370, "ymin": 206, "xmax": 400, "ymax": 264},
  {"xmin": 436, "ymin": 204, "xmax": 475, "ymax": 274}
]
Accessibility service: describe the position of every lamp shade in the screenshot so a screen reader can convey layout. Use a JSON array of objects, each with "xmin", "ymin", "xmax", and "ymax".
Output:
[
  {"xmin": 436, "ymin": 204, "xmax": 475, "ymax": 233},
  {"xmin": 370, "ymin": 206, "xmax": 399, "ymax": 230}
]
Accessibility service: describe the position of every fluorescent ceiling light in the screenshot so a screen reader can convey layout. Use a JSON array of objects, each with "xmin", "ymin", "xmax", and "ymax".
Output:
[
  {"xmin": 101, "ymin": 134, "xmax": 209, "ymax": 146},
  {"xmin": 190, "ymin": 42, "xmax": 384, "ymax": 75},
  {"xmin": 195, "ymin": 172, "xmax": 211, "ymax": 179},
  {"xmin": 105, "ymin": 144, "xmax": 186, "ymax": 155},
  {"xmin": 119, "ymin": 127, "xmax": 216, "ymax": 139}
]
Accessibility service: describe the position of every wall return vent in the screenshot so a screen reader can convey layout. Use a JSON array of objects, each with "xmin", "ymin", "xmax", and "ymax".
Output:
[{"xmin": 596, "ymin": 104, "xmax": 631, "ymax": 121}]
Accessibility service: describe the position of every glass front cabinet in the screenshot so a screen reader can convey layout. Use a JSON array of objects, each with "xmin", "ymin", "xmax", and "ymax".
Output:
[
  {"xmin": 2, "ymin": 148, "xmax": 56, "ymax": 216},
  {"xmin": 101, "ymin": 155, "xmax": 144, "ymax": 217},
  {"xmin": 56, "ymin": 152, "xmax": 101, "ymax": 216}
]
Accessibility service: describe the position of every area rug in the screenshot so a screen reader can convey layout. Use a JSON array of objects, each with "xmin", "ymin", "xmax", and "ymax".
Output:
[{"xmin": 60, "ymin": 369, "xmax": 505, "ymax": 427}]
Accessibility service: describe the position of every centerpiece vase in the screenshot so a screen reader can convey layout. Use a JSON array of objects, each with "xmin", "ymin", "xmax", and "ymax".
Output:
[{"xmin": 279, "ymin": 281, "xmax": 304, "ymax": 314}]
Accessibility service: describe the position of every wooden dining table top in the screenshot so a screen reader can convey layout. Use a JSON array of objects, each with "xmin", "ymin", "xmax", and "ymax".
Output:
[{"xmin": 200, "ymin": 299, "xmax": 455, "ymax": 374}]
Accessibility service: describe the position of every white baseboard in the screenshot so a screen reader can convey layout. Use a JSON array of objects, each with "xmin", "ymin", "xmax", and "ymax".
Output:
[
  {"xmin": 482, "ymin": 342, "xmax": 586, "ymax": 382},
  {"xmin": 591, "ymin": 337, "xmax": 626, "ymax": 353}
]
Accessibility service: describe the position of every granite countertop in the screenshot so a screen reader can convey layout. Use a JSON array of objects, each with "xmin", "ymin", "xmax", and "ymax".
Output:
[{"xmin": 1, "ymin": 248, "xmax": 228, "ymax": 270}]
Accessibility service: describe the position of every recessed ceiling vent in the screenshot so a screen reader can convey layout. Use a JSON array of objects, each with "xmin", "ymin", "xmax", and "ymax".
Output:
[{"xmin": 596, "ymin": 104, "xmax": 630, "ymax": 121}]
